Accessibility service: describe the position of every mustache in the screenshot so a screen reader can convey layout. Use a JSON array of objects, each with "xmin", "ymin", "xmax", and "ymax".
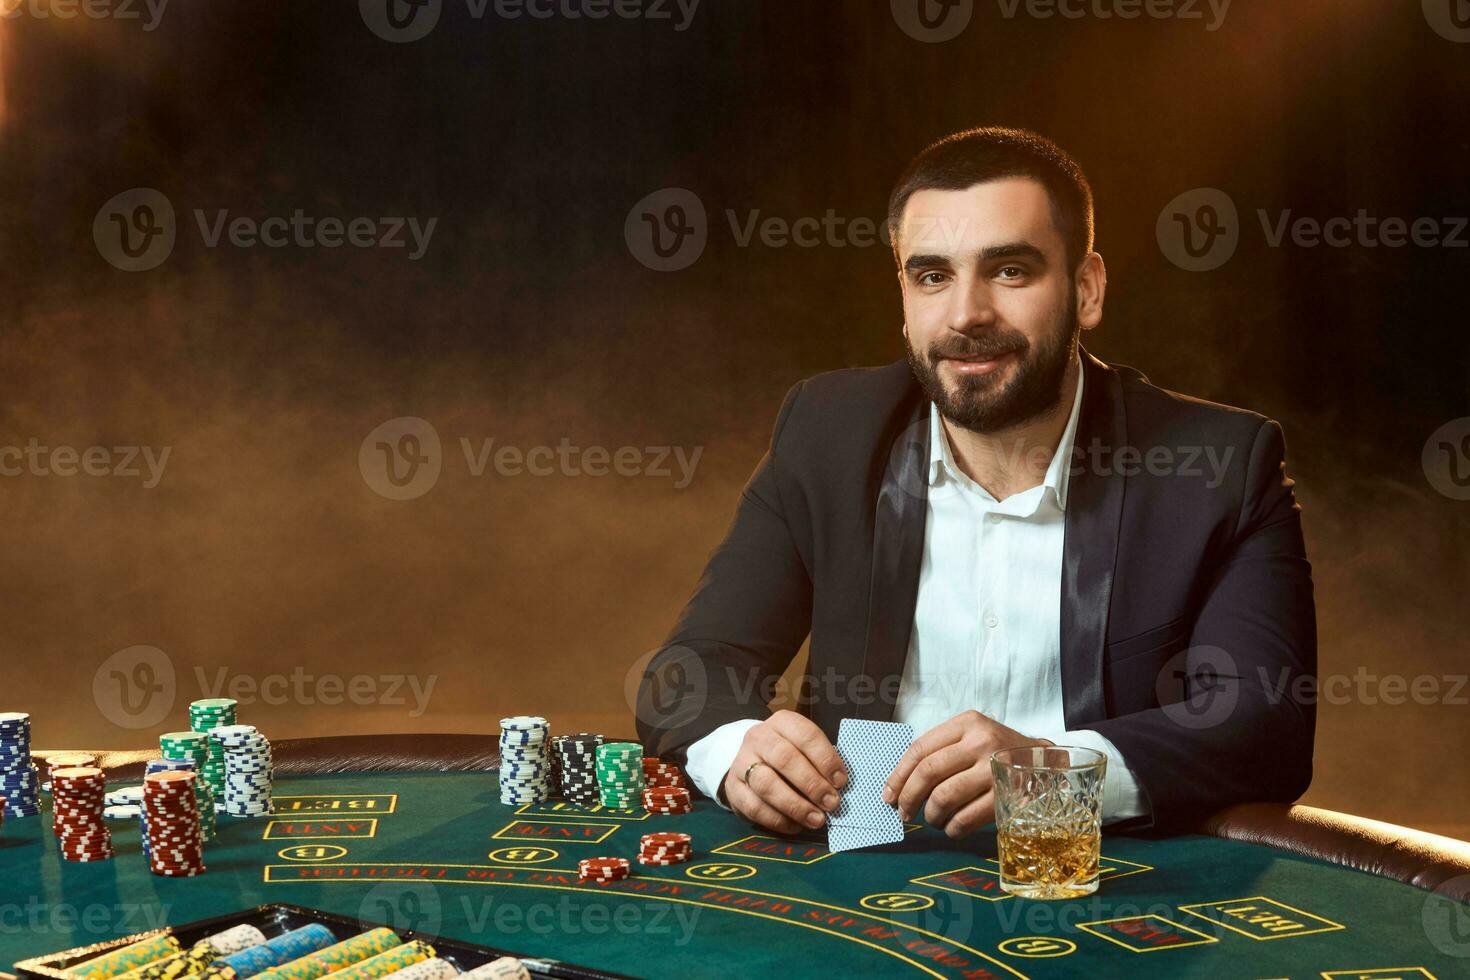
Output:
[{"xmin": 927, "ymin": 334, "xmax": 1030, "ymax": 362}]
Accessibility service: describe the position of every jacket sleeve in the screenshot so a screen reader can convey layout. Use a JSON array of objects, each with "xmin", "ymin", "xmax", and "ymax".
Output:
[
  {"xmin": 1087, "ymin": 419, "xmax": 1317, "ymax": 831},
  {"xmin": 635, "ymin": 381, "xmax": 815, "ymax": 766}
]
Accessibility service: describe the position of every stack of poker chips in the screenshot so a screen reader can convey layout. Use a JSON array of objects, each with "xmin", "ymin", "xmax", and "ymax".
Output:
[
  {"xmin": 460, "ymin": 959, "xmax": 530, "ymax": 980},
  {"xmin": 69, "ymin": 934, "xmax": 182, "ymax": 979},
  {"xmin": 118, "ymin": 925, "xmax": 269, "ymax": 980},
  {"xmin": 641, "ymin": 785, "xmax": 693, "ymax": 815},
  {"xmin": 211, "ymin": 724, "xmax": 273, "ymax": 817},
  {"xmin": 52, "ymin": 766, "xmax": 115, "ymax": 861},
  {"xmin": 204, "ymin": 925, "xmax": 270, "ymax": 958},
  {"xmin": 380, "ymin": 960, "xmax": 458, "ymax": 980},
  {"xmin": 577, "ymin": 855, "xmax": 630, "ymax": 882},
  {"xmin": 213, "ymin": 924, "xmax": 336, "ymax": 980},
  {"xmin": 114, "ymin": 938, "xmax": 220, "ymax": 980},
  {"xmin": 251, "ymin": 927, "xmax": 400, "ymax": 980},
  {"xmin": 142, "ymin": 769, "xmax": 206, "ymax": 876},
  {"xmin": 498, "ymin": 716, "xmax": 550, "ymax": 805},
  {"xmin": 594, "ymin": 742, "xmax": 644, "ymax": 809},
  {"xmin": 328, "ymin": 940, "xmax": 435, "ymax": 980},
  {"xmin": 637, "ymin": 830, "xmax": 692, "ymax": 865},
  {"xmin": 188, "ymin": 698, "xmax": 238, "ymax": 796},
  {"xmin": 45, "ymin": 751, "xmax": 98, "ymax": 790},
  {"xmin": 641, "ymin": 756, "xmax": 688, "ymax": 789},
  {"xmin": 140, "ymin": 758, "xmax": 199, "ymax": 861},
  {"xmin": 160, "ymin": 732, "xmax": 218, "ymax": 838},
  {"xmin": 0, "ymin": 712, "xmax": 42, "ymax": 818},
  {"xmin": 554, "ymin": 733, "xmax": 602, "ymax": 806},
  {"xmin": 45, "ymin": 753, "xmax": 97, "ymax": 828}
]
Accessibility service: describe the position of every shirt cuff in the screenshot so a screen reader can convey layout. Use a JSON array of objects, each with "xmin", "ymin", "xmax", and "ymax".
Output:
[
  {"xmin": 1035, "ymin": 728, "xmax": 1150, "ymax": 824},
  {"xmin": 684, "ymin": 718, "xmax": 762, "ymax": 810}
]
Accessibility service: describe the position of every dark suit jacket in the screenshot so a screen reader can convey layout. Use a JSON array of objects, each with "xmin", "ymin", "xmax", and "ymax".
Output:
[{"xmin": 636, "ymin": 349, "xmax": 1316, "ymax": 831}]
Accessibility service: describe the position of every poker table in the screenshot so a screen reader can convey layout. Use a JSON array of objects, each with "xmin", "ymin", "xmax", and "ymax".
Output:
[{"xmin": 3, "ymin": 736, "xmax": 1468, "ymax": 980}]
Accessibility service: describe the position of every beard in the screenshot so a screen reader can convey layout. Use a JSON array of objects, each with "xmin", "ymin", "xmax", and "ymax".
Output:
[{"xmin": 904, "ymin": 300, "xmax": 1079, "ymax": 434}]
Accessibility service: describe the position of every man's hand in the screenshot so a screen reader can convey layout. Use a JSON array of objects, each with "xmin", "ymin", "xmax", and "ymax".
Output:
[
  {"xmin": 882, "ymin": 710, "xmax": 1053, "ymax": 839},
  {"xmin": 722, "ymin": 710, "xmax": 848, "ymax": 835}
]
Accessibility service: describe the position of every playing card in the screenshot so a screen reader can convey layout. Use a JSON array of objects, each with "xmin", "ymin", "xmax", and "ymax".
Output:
[{"xmin": 828, "ymin": 718, "xmax": 913, "ymax": 853}]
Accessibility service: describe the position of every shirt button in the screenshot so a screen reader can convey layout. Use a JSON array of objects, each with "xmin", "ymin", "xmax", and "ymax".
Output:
[
  {"xmin": 987, "ymin": 513, "xmax": 1002, "ymax": 524},
  {"xmin": 984, "ymin": 614, "xmax": 999, "ymax": 629}
]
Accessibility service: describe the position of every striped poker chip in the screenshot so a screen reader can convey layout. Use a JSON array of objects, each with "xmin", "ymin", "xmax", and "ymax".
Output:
[{"xmin": 577, "ymin": 856, "xmax": 630, "ymax": 881}]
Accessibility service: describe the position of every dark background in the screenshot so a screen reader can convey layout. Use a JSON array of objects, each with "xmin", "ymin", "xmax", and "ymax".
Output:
[{"xmin": 1, "ymin": 0, "xmax": 1466, "ymax": 837}]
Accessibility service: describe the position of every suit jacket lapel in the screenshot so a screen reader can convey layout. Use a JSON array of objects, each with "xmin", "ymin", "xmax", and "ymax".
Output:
[
  {"xmin": 857, "ymin": 389, "xmax": 930, "ymax": 722},
  {"xmin": 1060, "ymin": 351, "xmax": 1127, "ymax": 728}
]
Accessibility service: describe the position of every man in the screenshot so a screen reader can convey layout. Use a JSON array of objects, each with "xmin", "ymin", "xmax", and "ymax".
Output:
[{"xmin": 636, "ymin": 127, "xmax": 1316, "ymax": 836}]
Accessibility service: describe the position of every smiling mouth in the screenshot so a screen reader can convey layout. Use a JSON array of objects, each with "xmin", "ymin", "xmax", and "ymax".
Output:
[{"xmin": 939, "ymin": 350, "xmax": 1017, "ymax": 375}]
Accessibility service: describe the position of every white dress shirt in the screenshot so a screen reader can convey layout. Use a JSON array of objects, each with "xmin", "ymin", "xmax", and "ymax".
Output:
[{"xmin": 685, "ymin": 356, "xmax": 1148, "ymax": 823}]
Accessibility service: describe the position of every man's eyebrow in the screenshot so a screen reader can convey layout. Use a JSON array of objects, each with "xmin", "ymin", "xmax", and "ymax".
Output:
[
  {"xmin": 903, "ymin": 253, "xmax": 950, "ymax": 273},
  {"xmin": 978, "ymin": 241, "xmax": 1047, "ymax": 263},
  {"xmin": 902, "ymin": 241, "xmax": 1048, "ymax": 273}
]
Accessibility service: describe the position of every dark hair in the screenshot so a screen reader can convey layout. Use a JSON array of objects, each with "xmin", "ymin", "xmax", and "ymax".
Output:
[{"xmin": 887, "ymin": 127, "xmax": 1095, "ymax": 272}]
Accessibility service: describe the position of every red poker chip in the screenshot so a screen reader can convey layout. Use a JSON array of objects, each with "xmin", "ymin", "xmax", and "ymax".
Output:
[{"xmin": 579, "ymin": 857, "xmax": 629, "ymax": 869}]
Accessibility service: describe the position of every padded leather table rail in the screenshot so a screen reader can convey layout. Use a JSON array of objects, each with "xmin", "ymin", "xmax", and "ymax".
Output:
[{"xmin": 36, "ymin": 734, "xmax": 1468, "ymax": 901}]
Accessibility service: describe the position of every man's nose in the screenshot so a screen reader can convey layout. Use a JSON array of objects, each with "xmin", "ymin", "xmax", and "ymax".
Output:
[{"xmin": 946, "ymin": 278, "xmax": 997, "ymax": 333}]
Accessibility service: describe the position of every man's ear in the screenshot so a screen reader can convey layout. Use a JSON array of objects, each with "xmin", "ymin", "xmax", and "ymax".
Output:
[{"xmin": 1076, "ymin": 251, "xmax": 1107, "ymax": 332}]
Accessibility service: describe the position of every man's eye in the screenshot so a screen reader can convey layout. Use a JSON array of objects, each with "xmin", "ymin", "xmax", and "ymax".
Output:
[
  {"xmin": 918, "ymin": 271, "xmax": 948, "ymax": 286},
  {"xmin": 996, "ymin": 265, "xmax": 1026, "ymax": 280}
]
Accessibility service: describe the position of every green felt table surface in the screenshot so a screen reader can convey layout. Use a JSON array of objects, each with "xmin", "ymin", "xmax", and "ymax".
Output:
[{"xmin": 1, "ymin": 770, "xmax": 1466, "ymax": 980}]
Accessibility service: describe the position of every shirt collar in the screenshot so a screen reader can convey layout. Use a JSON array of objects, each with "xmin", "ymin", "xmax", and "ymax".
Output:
[{"xmin": 926, "ymin": 351, "xmax": 1086, "ymax": 511}]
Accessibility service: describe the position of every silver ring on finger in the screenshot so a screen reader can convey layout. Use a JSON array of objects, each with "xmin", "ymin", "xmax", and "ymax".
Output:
[{"xmin": 742, "ymin": 760, "xmax": 766, "ymax": 785}]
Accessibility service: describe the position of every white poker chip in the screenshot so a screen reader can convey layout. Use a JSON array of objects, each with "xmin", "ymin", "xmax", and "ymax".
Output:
[
  {"xmin": 106, "ymin": 785, "xmax": 146, "ymax": 805},
  {"xmin": 104, "ymin": 804, "xmax": 142, "ymax": 820}
]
